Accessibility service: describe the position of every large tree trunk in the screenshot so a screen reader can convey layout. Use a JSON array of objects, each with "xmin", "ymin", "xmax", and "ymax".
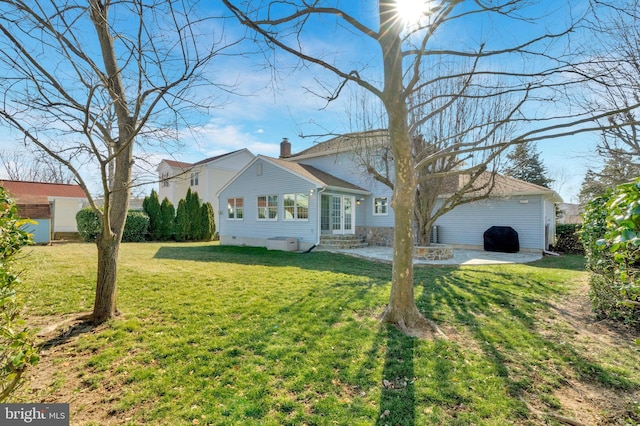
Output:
[
  {"xmin": 89, "ymin": 1, "xmax": 134, "ymax": 325},
  {"xmin": 93, "ymin": 233, "xmax": 120, "ymax": 324},
  {"xmin": 381, "ymin": 116, "xmax": 424, "ymax": 331},
  {"xmin": 377, "ymin": 1, "xmax": 442, "ymax": 337},
  {"xmin": 91, "ymin": 137, "xmax": 133, "ymax": 324}
]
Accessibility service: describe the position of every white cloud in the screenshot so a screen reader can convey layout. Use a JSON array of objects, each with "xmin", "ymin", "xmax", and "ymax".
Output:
[{"xmin": 176, "ymin": 118, "xmax": 281, "ymax": 160}]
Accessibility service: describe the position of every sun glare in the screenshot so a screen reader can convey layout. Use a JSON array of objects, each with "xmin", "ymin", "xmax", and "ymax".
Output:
[{"xmin": 395, "ymin": 0, "xmax": 429, "ymax": 27}]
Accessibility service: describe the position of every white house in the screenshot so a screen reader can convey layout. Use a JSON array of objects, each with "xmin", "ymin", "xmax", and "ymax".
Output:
[
  {"xmin": 0, "ymin": 180, "xmax": 88, "ymax": 243},
  {"xmin": 157, "ymin": 149, "xmax": 255, "ymax": 227},
  {"xmin": 217, "ymin": 131, "xmax": 561, "ymax": 253}
]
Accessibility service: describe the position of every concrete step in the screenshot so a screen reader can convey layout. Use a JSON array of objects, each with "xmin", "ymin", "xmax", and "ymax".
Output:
[{"xmin": 319, "ymin": 235, "xmax": 368, "ymax": 249}]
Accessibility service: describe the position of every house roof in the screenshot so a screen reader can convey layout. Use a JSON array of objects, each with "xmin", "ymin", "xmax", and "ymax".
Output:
[
  {"xmin": 439, "ymin": 172, "xmax": 562, "ymax": 202},
  {"xmin": 288, "ymin": 129, "xmax": 389, "ymax": 160},
  {"xmin": 162, "ymin": 159, "xmax": 193, "ymax": 169},
  {"xmin": 268, "ymin": 157, "xmax": 369, "ymax": 193},
  {"xmin": 0, "ymin": 180, "xmax": 86, "ymax": 199},
  {"xmin": 158, "ymin": 149, "xmax": 250, "ymax": 171},
  {"xmin": 217, "ymin": 155, "xmax": 370, "ymax": 197}
]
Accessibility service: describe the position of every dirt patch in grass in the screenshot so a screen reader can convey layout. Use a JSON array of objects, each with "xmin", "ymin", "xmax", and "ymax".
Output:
[
  {"xmin": 14, "ymin": 283, "xmax": 640, "ymax": 425},
  {"xmin": 15, "ymin": 313, "xmax": 135, "ymax": 425},
  {"xmin": 531, "ymin": 282, "xmax": 640, "ymax": 425}
]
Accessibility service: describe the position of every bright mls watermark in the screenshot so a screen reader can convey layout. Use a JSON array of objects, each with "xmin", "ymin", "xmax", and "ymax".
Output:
[{"xmin": 1, "ymin": 404, "xmax": 69, "ymax": 425}]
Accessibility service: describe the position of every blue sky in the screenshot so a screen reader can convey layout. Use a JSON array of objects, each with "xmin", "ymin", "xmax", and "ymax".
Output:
[{"xmin": 0, "ymin": 0, "xmax": 604, "ymax": 203}]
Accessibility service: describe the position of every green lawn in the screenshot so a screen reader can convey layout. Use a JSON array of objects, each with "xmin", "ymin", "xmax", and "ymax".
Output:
[{"xmin": 15, "ymin": 242, "xmax": 640, "ymax": 425}]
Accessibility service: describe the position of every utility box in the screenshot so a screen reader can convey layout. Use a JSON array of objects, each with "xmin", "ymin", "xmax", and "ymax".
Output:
[{"xmin": 267, "ymin": 237, "xmax": 298, "ymax": 251}]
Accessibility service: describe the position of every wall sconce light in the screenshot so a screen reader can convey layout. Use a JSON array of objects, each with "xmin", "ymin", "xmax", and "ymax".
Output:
[{"xmin": 310, "ymin": 189, "xmax": 314, "ymax": 196}]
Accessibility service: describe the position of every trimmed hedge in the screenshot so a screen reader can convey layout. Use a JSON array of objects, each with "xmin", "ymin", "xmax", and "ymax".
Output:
[
  {"xmin": 121, "ymin": 211, "xmax": 149, "ymax": 242},
  {"xmin": 76, "ymin": 208, "xmax": 101, "ymax": 242},
  {"xmin": 76, "ymin": 208, "xmax": 150, "ymax": 242},
  {"xmin": 553, "ymin": 224, "xmax": 584, "ymax": 254},
  {"xmin": 580, "ymin": 180, "xmax": 640, "ymax": 326}
]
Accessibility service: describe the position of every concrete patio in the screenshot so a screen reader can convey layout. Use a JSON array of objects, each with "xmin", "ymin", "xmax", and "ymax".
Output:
[{"xmin": 322, "ymin": 246, "xmax": 543, "ymax": 266}]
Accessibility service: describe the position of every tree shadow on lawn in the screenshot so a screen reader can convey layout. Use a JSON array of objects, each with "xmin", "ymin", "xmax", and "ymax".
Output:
[
  {"xmin": 375, "ymin": 326, "xmax": 417, "ymax": 426},
  {"xmin": 525, "ymin": 254, "xmax": 586, "ymax": 272},
  {"xmin": 153, "ymin": 244, "xmax": 632, "ymax": 422},
  {"xmin": 414, "ymin": 265, "xmax": 638, "ymax": 422},
  {"xmin": 153, "ymin": 244, "xmax": 391, "ymax": 277}
]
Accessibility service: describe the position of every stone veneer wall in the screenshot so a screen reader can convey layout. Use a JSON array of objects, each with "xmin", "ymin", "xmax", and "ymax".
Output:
[
  {"xmin": 413, "ymin": 245, "xmax": 453, "ymax": 260},
  {"xmin": 357, "ymin": 226, "xmax": 394, "ymax": 247}
]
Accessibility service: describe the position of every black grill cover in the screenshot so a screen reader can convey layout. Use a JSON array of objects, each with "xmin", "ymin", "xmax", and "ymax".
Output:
[{"xmin": 483, "ymin": 226, "xmax": 519, "ymax": 253}]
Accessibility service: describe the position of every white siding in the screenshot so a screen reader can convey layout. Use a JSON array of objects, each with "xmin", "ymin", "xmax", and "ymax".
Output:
[
  {"xmin": 434, "ymin": 195, "xmax": 546, "ymax": 250},
  {"xmin": 294, "ymin": 153, "xmax": 395, "ymax": 228},
  {"xmin": 157, "ymin": 150, "xmax": 254, "ymax": 228},
  {"xmin": 50, "ymin": 197, "xmax": 84, "ymax": 232},
  {"xmin": 219, "ymin": 158, "xmax": 318, "ymax": 250}
]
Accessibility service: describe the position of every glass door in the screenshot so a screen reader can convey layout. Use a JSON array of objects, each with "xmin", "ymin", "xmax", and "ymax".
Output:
[{"xmin": 329, "ymin": 195, "xmax": 355, "ymax": 235}]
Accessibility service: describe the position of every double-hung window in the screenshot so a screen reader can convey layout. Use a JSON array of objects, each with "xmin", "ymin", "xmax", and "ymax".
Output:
[
  {"xmin": 257, "ymin": 195, "xmax": 278, "ymax": 220},
  {"xmin": 190, "ymin": 172, "xmax": 199, "ymax": 186},
  {"xmin": 161, "ymin": 172, "xmax": 170, "ymax": 187},
  {"xmin": 284, "ymin": 193, "xmax": 309, "ymax": 220},
  {"xmin": 373, "ymin": 197, "xmax": 388, "ymax": 215},
  {"xmin": 228, "ymin": 198, "xmax": 243, "ymax": 220}
]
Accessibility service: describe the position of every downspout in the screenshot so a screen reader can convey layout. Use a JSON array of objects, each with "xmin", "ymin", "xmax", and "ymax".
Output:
[
  {"xmin": 49, "ymin": 198, "xmax": 55, "ymax": 242},
  {"xmin": 316, "ymin": 187, "xmax": 326, "ymax": 246}
]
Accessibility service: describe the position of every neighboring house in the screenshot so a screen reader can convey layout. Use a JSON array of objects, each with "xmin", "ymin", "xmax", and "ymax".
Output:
[
  {"xmin": 157, "ymin": 149, "xmax": 254, "ymax": 227},
  {"xmin": 558, "ymin": 203, "xmax": 582, "ymax": 224},
  {"xmin": 217, "ymin": 132, "xmax": 562, "ymax": 253},
  {"xmin": 0, "ymin": 180, "xmax": 88, "ymax": 243}
]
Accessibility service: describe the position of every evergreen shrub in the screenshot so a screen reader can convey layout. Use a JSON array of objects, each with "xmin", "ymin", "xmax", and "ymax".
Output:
[
  {"xmin": 76, "ymin": 208, "xmax": 101, "ymax": 242},
  {"xmin": 122, "ymin": 210, "xmax": 150, "ymax": 242},
  {"xmin": 0, "ymin": 186, "xmax": 38, "ymax": 401},
  {"xmin": 159, "ymin": 197, "xmax": 175, "ymax": 241},
  {"xmin": 142, "ymin": 189, "xmax": 162, "ymax": 240},
  {"xmin": 77, "ymin": 208, "xmax": 150, "ymax": 242},
  {"xmin": 580, "ymin": 181, "xmax": 640, "ymax": 326},
  {"xmin": 553, "ymin": 224, "xmax": 584, "ymax": 254}
]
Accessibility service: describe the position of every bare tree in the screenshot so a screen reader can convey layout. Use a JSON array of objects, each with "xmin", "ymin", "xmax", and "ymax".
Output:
[
  {"xmin": 0, "ymin": 147, "xmax": 76, "ymax": 184},
  {"xmin": 0, "ymin": 0, "xmax": 230, "ymax": 324},
  {"xmin": 348, "ymin": 66, "xmax": 520, "ymax": 247},
  {"xmin": 586, "ymin": 0, "xmax": 640, "ymax": 162},
  {"xmin": 223, "ymin": 0, "xmax": 638, "ymax": 336},
  {"xmin": 571, "ymin": 0, "xmax": 640, "ymax": 204}
]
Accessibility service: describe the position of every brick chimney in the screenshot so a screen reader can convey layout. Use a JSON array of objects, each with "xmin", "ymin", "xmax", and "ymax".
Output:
[{"xmin": 279, "ymin": 137, "xmax": 291, "ymax": 158}]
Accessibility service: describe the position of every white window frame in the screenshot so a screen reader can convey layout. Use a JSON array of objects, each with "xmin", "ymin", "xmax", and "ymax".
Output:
[
  {"xmin": 373, "ymin": 196, "xmax": 388, "ymax": 216},
  {"xmin": 283, "ymin": 193, "xmax": 309, "ymax": 221},
  {"xmin": 190, "ymin": 172, "xmax": 199, "ymax": 187},
  {"xmin": 161, "ymin": 172, "xmax": 170, "ymax": 187},
  {"xmin": 257, "ymin": 195, "xmax": 278, "ymax": 221},
  {"xmin": 227, "ymin": 197, "xmax": 243, "ymax": 220}
]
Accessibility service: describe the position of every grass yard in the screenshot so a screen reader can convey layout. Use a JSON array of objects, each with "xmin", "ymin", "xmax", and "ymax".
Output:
[{"xmin": 13, "ymin": 242, "xmax": 640, "ymax": 425}]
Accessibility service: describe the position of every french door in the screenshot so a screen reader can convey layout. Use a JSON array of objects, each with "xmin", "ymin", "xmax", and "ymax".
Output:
[{"xmin": 326, "ymin": 195, "xmax": 355, "ymax": 235}]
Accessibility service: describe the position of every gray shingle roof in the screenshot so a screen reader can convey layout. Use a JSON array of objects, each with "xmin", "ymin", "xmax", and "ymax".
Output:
[
  {"xmin": 289, "ymin": 129, "xmax": 389, "ymax": 159},
  {"xmin": 268, "ymin": 157, "xmax": 368, "ymax": 193}
]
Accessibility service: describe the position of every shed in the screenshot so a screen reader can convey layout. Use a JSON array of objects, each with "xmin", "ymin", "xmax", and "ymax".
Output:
[
  {"xmin": 0, "ymin": 180, "xmax": 87, "ymax": 243},
  {"xmin": 14, "ymin": 194, "xmax": 52, "ymax": 244}
]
